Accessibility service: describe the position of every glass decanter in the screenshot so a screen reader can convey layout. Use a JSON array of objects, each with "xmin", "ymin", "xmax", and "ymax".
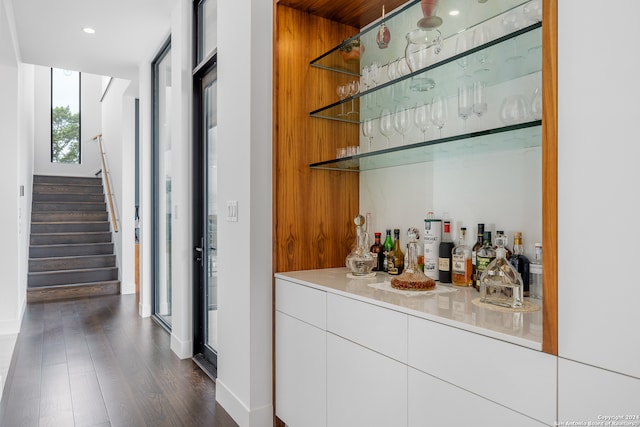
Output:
[
  {"xmin": 345, "ymin": 215, "xmax": 375, "ymax": 276},
  {"xmin": 390, "ymin": 228, "xmax": 435, "ymax": 290},
  {"xmin": 479, "ymin": 234, "xmax": 523, "ymax": 308}
]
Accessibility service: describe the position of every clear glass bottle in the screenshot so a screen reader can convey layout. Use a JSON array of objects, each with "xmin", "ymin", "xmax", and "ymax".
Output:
[
  {"xmin": 471, "ymin": 223, "xmax": 484, "ymax": 284},
  {"xmin": 423, "ymin": 212, "xmax": 442, "ymax": 281},
  {"xmin": 438, "ymin": 220, "xmax": 454, "ymax": 283},
  {"xmin": 509, "ymin": 232, "xmax": 530, "ymax": 296},
  {"xmin": 474, "ymin": 231, "xmax": 495, "ymax": 290},
  {"xmin": 452, "ymin": 227, "xmax": 472, "ymax": 287},
  {"xmin": 480, "ymin": 233, "xmax": 524, "ymax": 308},
  {"xmin": 530, "ymin": 243, "xmax": 543, "ymax": 300},
  {"xmin": 390, "ymin": 228, "xmax": 435, "ymax": 290},
  {"xmin": 382, "ymin": 229, "xmax": 394, "ymax": 272},
  {"xmin": 345, "ymin": 215, "xmax": 375, "ymax": 275},
  {"xmin": 495, "ymin": 230, "xmax": 512, "ymax": 259},
  {"xmin": 389, "ymin": 229, "xmax": 404, "ymax": 275}
]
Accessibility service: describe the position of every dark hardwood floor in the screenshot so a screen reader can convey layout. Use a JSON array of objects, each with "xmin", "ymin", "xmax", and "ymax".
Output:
[{"xmin": 0, "ymin": 294, "xmax": 238, "ymax": 427}]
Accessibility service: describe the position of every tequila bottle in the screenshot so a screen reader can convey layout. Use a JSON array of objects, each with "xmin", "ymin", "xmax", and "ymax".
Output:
[{"xmin": 452, "ymin": 227, "xmax": 472, "ymax": 286}]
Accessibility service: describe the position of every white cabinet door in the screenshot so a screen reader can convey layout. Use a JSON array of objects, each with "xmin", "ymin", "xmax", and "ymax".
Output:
[
  {"xmin": 408, "ymin": 368, "xmax": 546, "ymax": 427},
  {"xmin": 558, "ymin": 358, "xmax": 640, "ymax": 424},
  {"xmin": 327, "ymin": 333, "xmax": 407, "ymax": 427},
  {"xmin": 275, "ymin": 311, "xmax": 326, "ymax": 427}
]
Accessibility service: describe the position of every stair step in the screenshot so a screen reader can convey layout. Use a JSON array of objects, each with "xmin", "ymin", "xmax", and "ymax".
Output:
[
  {"xmin": 30, "ymin": 232, "xmax": 112, "ymax": 245},
  {"xmin": 31, "ymin": 211, "xmax": 108, "ymax": 222},
  {"xmin": 34, "ymin": 175, "xmax": 102, "ymax": 186},
  {"xmin": 30, "ymin": 242, "xmax": 114, "ymax": 258},
  {"xmin": 32, "ymin": 202, "xmax": 107, "ymax": 212},
  {"xmin": 33, "ymin": 183, "xmax": 103, "ymax": 195},
  {"xmin": 33, "ymin": 193, "xmax": 105, "ymax": 202},
  {"xmin": 29, "ymin": 255, "xmax": 116, "ymax": 272},
  {"xmin": 27, "ymin": 281, "xmax": 120, "ymax": 304},
  {"xmin": 30, "ymin": 221, "xmax": 110, "ymax": 233},
  {"xmin": 28, "ymin": 267, "xmax": 119, "ymax": 287}
]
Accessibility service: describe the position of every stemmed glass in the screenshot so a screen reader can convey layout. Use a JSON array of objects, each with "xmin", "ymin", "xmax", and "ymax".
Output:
[
  {"xmin": 379, "ymin": 109, "xmax": 395, "ymax": 147},
  {"xmin": 472, "ymin": 26, "xmax": 491, "ymax": 74},
  {"xmin": 347, "ymin": 80, "xmax": 359, "ymax": 115},
  {"xmin": 414, "ymin": 102, "xmax": 431, "ymax": 141},
  {"xmin": 458, "ymin": 84, "xmax": 473, "ymax": 127},
  {"xmin": 455, "ymin": 32, "xmax": 472, "ymax": 79},
  {"xmin": 362, "ymin": 118, "xmax": 375, "ymax": 152},
  {"xmin": 336, "ymin": 84, "xmax": 348, "ymax": 116},
  {"xmin": 430, "ymin": 94, "xmax": 448, "ymax": 138},
  {"xmin": 473, "ymin": 81, "xmax": 488, "ymax": 118},
  {"xmin": 393, "ymin": 106, "xmax": 411, "ymax": 145}
]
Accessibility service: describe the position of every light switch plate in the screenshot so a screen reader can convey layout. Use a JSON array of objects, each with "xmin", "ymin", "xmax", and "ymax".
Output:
[{"xmin": 226, "ymin": 200, "xmax": 238, "ymax": 222}]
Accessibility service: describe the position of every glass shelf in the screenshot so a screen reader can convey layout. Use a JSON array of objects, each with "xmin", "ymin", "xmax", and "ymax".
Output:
[
  {"xmin": 311, "ymin": 23, "xmax": 541, "ymax": 124},
  {"xmin": 309, "ymin": 0, "xmax": 534, "ymax": 76},
  {"xmin": 309, "ymin": 121, "xmax": 541, "ymax": 172}
]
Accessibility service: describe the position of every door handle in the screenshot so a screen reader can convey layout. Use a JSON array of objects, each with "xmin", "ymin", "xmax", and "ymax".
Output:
[{"xmin": 194, "ymin": 246, "xmax": 204, "ymax": 266}]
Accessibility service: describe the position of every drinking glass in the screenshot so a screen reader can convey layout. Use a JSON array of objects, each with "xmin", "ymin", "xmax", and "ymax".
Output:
[
  {"xmin": 414, "ymin": 102, "xmax": 431, "ymax": 140},
  {"xmin": 430, "ymin": 95, "xmax": 448, "ymax": 138},
  {"xmin": 393, "ymin": 106, "xmax": 411, "ymax": 145},
  {"xmin": 473, "ymin": 81, "xmax": 488, "ymax": 118},
  {"xmin": 362, "ymin": 118, "xmax": 375, "ymax": 152},
  {"xmin": 387, "ymin": 60, "xmax": 399, "ymax": 101},
  {"xmin": 500, "ymin": 94, "xmax": 529, "ymax": 125},
  {"xmin": 336, "ymin": 84, "xmax": 348, "ymax": 116},
  {"xmin": 472, "ymin": 26, "xmax": 491, "ymax": 74},
  {"xmin": 347, "ymin": 80, "xmax": 359, "ymax": 115},
  {"xmin": 458, "ymin": 84, "xmax": 473, "ymax": 124},
  {"xmin": 455, "ymin": 32, "xmax": 472, "ymax": 79},
  {"xmin": 530, "ymin": 87, "xmax": 542, "ymax": 120},
  {"xmin": 379, "ymin": 109, "xmax": 395, "ymax": 147}
]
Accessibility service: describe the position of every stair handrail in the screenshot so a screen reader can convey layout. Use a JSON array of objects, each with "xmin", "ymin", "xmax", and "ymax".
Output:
[{"xmin": 92, "ymin": 133, "xmax": 119, "ymax": 233}]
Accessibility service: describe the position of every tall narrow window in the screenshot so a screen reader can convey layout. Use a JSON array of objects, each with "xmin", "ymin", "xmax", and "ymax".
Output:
[{"xmin": 51, "ymin": 68, "xmax": 81, "ymax": 163}]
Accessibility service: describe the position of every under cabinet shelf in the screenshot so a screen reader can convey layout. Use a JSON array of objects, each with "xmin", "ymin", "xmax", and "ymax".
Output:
[
  {"xmin": 309, "ymin": 120, "xmax": 541, "ymax": 172},
  {"xmin": 311, "ymin": 23, "xmax": 542, "ymax": 124}
]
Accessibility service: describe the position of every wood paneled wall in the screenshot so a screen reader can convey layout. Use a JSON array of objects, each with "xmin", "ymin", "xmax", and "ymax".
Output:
[{"xmin": 273, "ymin": 5, "xmax": 360, "ymax": 273}]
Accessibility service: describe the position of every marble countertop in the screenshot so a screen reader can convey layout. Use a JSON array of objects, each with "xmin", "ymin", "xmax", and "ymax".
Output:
[{"xmin": 275, "ymin": 267, "xmax": 543, "ymax": 351}]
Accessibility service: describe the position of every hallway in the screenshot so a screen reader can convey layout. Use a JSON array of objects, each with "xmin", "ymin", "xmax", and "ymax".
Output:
[{"xmin": 0, "ymin": 295, "xmax": 237, "ymax": 427}]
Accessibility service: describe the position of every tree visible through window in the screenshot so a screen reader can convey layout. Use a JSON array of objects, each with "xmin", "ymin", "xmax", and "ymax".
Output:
[{"xmin": 51, "ymin": 68, "xmax": 81, "ymax": 163}]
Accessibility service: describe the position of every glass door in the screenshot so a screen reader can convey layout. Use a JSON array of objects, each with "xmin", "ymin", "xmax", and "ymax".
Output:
[{"xmin": 193, "ymin": 57, "xmax": 218, "ymax": 373}]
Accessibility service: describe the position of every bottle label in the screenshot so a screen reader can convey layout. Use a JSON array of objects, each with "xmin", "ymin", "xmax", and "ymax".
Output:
[
  {"xmin": 530, "ymin": 263, "xmax": 543, "ymax": 274},
  {"xmin": 452, "ymin": 254, "xmax": 466, "ymax": 274},
  {"xmin": 438, "ymin": 257, "xmax": 450, "ymax": 271},
  {"xmin": 471, "ymin": 251, "xmax": 477, "ymax": 266}
]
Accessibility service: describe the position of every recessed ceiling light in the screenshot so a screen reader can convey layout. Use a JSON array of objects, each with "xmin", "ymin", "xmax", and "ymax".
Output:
[
  {"xmin": 83, "ymin": 27, "xmax": 95, "ymax": 34},
  {"xmin": 449, "ymin": 10, "xmax": 460, "ymax": 16}
]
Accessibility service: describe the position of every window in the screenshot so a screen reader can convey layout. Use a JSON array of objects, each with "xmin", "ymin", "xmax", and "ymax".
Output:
[{"xmin": 51, "ymin": 68, "xmax": 81, "ymax": 163}]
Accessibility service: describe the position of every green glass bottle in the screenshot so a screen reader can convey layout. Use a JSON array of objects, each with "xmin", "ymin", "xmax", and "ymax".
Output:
[{"xmin": 382, "ymin": 229, "xmax": 394, "ymax": 272}]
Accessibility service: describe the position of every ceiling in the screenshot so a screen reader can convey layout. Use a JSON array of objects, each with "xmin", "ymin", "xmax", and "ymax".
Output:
[
  {"xmin": 9, "ymin": 0, "xmax": 175, "ymax": 81},
  {"xmin": 278, "ymin": 0, "xmax": 408, "ymax": 29}
]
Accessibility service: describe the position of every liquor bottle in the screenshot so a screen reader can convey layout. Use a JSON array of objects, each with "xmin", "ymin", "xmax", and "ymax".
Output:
[
  {"xmin": 389, "ymin": 229, "xmax": 404, "ymax": 275},
  {"xmin": 438, "ymin": 221, "xmax": 454, "ymax": 283},
  {"xmin": 479, "ymin": 233, "xmax": 523, "ymax": 308},
  {"xmin": 452, "ymin": 227, "xmax": 473, "ymax": 286},
  {"xmin": 471, "ymin": 223, "xmax": 485, "ymax": 285},
  {"xmin": 423, "ymin": 212, "xmax": 442, "ymax": 281},
  {"xmin": 530, "ymin": 243, "xmax": 543, "ymax": 300},
  {"xmin": 370, "ymin": 232, "xmax": 384, "ymax": 271},
  {"xmin": 474, "ymin": 231, "xmax": 495, "ymax": 290},
  {"xmin": 495, "ymin": 230, "xmax": 513, "ymax": 259},
  {"xmin": 509, "ymin": 232, "xmax": 530, "ymax": 297},
  {"xmin": 382, "ymin": 229, "xmax": 394, "ymax": 272}
]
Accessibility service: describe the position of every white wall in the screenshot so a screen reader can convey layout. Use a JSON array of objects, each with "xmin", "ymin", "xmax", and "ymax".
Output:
[
  {"xmin": 100, "ymin": 78, "xmax": 136, "ymax": 295},
  {"xmin": 33, "ymin": 65, "xmax": 102, "ymax": 177},
  {"xmin": 215, "ymin": 0, "xmax": 273, "ymax": 425}
]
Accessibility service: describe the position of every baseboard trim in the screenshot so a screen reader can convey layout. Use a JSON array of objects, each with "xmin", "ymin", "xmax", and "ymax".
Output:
[
  {"xmin": 216, "ymin": 379, "xmax": 273, "ymax": 427},
  {"xmin": 170, "ymin": 333, "xmax": 192, "ymax": 359}
]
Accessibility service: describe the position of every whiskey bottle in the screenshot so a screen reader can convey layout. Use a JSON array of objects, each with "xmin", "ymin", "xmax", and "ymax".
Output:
[
  {"xmin": 423, "ymin": 212, "xmax": 442, "ymax": 281},
  {"xmin": 529, "ymin": 243, "xmax": 543, "ymax": 300},
  {"xmin": 471, "ymin": 223, "xmax": 485, "ymax": 285},
  {"xmin": 370, "ymin": 232, "xmax": 384, "ymax": 271},
  {"xmin": 474, "ymin": 231, "xmax": 495, "ymax": 290},
  {"xmin": 509, "ymin": 232, "xmax": 530, "ymax": 297},
  {"xmin": 438, "ymin": 221, "xmax": 454, "ymax": 283},
  {"xmin": 452, "ymin": 227, "xmax": 472, "ymax": 287},
  {"xmin": 382, "ymin": 229, "xmax": 394, "ymax": 272},
  {"xmin": 389, "ymin": 229, "xmax": 404, "ymax": 275}
]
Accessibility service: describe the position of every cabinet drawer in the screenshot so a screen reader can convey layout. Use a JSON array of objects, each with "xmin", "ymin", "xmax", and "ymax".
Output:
[
  {"xmin": 327, "ymin": 293, "xmax": 407, "ymax": 363},
  {"xmin": 276, "ymin": 278, "xmax": 326, "ymax": 329},
  {"xmin": 408, "ymin": 315, "xmax": 556, "ymax": 425}
]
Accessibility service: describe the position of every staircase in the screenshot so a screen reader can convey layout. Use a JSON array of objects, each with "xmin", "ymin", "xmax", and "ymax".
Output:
[{"xmin": 27, "ymin": 175, "xmax": 120, "ymax": 303}]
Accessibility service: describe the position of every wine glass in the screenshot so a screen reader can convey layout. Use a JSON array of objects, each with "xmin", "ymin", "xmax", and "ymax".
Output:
[
  {"xmin": 336, "ymin": 84, "xmax": 348, "ymax": 116},
  {"xmin": 362, "ymin": 118, "xmax": 375, "ymax": 152},
  {"xmin": 473, "ymin": 81, "xmax": 488, "ymax": 118},
  {"xmin": 455, "ymin": 31, "xmax": 472, "ymax": 79},
  {"xmin": 379, "ymin": 109, "xmax": 395, "ymax": 147},
  {"xmin": 414, "ymin": 102, "xmax": 431, "ymax": 141},
  {"xmin": 347, "ymin": 80, "xmax": 359, "ymax": 115},
  {"xmin": 387, "ymin": 60, "xmax": 399, "ymax": 101},
  {"xmin": 393, "ymin": 106, "xmax": 411, "ymax": 145},
  {"xmin": 430, "ymin": 94, "xmax": 448, "ymax": 138},
  {"xmin": 472, "ymin": 26, "xmax": 491, "ymax": 74},
  {"xmin": 458, "ymin": 84, "xmax": 473, "ymax": 125},
  {"xmin": 500, "ymin": 94, "xmax": 530, "ymax": 125}
]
